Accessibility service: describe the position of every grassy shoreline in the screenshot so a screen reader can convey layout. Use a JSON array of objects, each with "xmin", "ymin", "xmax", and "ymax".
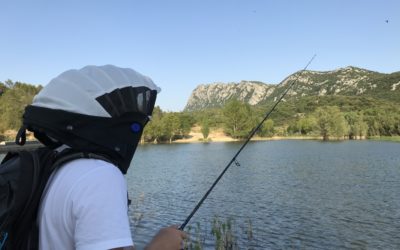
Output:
[
  {"xmin": 368, "ymin": 136, "xmax": 400, "ymax": 142},
  {"xmin": 173, "ymin": 135, "xmax": 322, "ymax": 144}
]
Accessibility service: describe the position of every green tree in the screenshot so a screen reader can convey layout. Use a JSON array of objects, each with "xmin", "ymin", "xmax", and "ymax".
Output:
[
  {"xmin": 178, "ymin": 113, "xmax": 195, "ymax": 138},
  {"xmin": 201, "ymin": 119, "xmax": 210, "ymax": 139},
  {"xmin": 393, "ymin": 114, "xmax": 400, "ymax": 135},
  {"xmin": 161, "ymin": 112, "xmax": 181, "ymax": 143},
  {"xmin": 298, "ymin": 116, "xmax": 317, "ymax": 135},
  {"xmin": 143, "ymin": 106, "xmax": 163, "ymax": 143},
  {"xmin": 0, "ymin": 82, "xmax": 7, "ymax": 96},
  {"xmin": 0, "ymin": 81, "xmax": 41, "ymax": 133},
  {"xmin": 345, "ymin": 112, "xmax": 368, "ymax": 139},
  {"xmin": 222, "ymin": 99, "xmax": 255, "ymax": 139},
  {"xmin": 314, "ymin": 106, "xmax": 348, "ymax": 140},
  {"xmin": 287, "ymin": 116, "xmax": 317, "ymax": 135},
  {"xmin": 258, "ymin": 119, "xmax": 274, "ymax": 137},
  {"xmin": 378, "ymin": 111, "xmax": 398, "ymax": 136},
  {"xmin": 364, "ymin": 108, "xmax": 381, "ymax": 136}
]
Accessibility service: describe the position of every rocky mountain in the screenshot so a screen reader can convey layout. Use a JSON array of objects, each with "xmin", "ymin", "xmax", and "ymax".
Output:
[{"xmin": 184, "ymin": 66, "xmax": 400, "ymax": 111}]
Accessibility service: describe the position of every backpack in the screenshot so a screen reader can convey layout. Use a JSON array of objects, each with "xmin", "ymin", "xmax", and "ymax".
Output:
[{"xmin": 0, "ymin": 147, "xmax": 111, "ymax": 250}]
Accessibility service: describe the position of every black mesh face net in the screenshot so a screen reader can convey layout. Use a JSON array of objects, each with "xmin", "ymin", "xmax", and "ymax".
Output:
[{"xmin": 95, "ymin": 86, "xmax": 157, "ymax": 118}]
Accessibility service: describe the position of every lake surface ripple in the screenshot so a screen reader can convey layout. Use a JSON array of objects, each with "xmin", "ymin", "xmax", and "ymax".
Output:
[{"xmin": 127, "ymin": 140, "xmax": 400, "ymax": 249}]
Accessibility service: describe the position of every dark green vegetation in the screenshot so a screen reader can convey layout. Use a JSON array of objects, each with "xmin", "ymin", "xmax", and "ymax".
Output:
[
  {"xmin": 278, "ymin": 95, "xmax": 400, "ymax": 139},
  {"xmin": 0, "ymin": 80, "xmax": 42, "ymax": 141},
  {"xmin": 142, "ymin": 107, "xmax": 196, "ymax": 143},
  {"xmin": 187, "ymin": 96, "xmax": 400, "ymax": 141}
]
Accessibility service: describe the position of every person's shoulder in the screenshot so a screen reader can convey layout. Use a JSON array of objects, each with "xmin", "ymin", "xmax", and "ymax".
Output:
[
  {"xmin": 62, "ymin": 159, "xmax": 127, "ymax": 199},
  {"xmin": 58, "ymin": 158, "xmax": 124, "ymax": 185}
]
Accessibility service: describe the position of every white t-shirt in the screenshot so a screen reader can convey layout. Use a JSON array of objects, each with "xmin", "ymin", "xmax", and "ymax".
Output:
[{"xmin": 38, "ymin": 158, "xmax": 133, "ymax": 250}]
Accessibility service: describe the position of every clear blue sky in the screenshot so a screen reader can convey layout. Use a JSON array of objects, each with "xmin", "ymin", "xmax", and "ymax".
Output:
[{"xmin": 1, "ymin": 0, "xmax": 399, "ymax": 111}]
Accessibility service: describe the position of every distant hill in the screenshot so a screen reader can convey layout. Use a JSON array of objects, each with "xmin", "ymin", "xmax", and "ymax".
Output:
[{"xmin": 184, "ymin": 66, "xmax": 400, "ymax": 111}]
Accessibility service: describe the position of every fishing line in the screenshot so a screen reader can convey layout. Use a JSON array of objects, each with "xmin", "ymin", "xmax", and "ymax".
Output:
[{"xmin": 179, "ymin": 55, "xmax": 317, "ymax": 230}]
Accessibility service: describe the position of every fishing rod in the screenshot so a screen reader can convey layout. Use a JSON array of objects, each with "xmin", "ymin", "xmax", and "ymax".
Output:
[{"xmin": 179, "ymin": 54, "xmax": 316, "ymax": 230}]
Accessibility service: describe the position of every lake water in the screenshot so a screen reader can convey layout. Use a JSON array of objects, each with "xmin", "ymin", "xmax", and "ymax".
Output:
[
  {"xmin": 1, "ymin": 140, "xmax": 399, "ymax": 249},
  {"xmin": 126, "ymin": 140, "xmax": 400, "ymax": 249}
]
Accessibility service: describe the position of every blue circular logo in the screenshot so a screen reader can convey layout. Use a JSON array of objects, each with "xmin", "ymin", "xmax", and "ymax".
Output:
[{"xmin": 130, "ymin": 123, "xmax": 142, "ymax": 133}]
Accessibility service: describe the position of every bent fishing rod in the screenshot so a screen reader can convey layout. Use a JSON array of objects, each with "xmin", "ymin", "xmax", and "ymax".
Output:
[{"xmin": 179, "ymin": 54, "xmax": 316, "ymax": 230}]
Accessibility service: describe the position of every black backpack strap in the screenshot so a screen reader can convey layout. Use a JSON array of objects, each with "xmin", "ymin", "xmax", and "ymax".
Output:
[
  {"xmin": 15, "ymin": 126, "xmax": 27, "ymax": 146},
  {"xmin": 51, "ymin": 151, "xmax": 112, "ymax": 170}
]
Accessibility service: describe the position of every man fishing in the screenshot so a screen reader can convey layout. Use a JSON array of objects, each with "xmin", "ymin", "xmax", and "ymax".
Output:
[{"xmin": 16, "ymin": 65, "xmax": 186, "ymax": 249}]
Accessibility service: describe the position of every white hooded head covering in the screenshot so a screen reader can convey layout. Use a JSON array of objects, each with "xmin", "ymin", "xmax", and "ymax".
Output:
[
  {"xmin": 18, "ymin": 65, "xmax": 160, "ymax": 174},
  {"xmin": 33, "ymin": 65, "xmax": 161, "ymax": 117}
]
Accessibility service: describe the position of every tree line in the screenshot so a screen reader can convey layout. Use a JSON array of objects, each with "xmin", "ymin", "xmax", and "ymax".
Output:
[
  {"xmin": 143, "ymin": 98, "xmax": 400, "ymax": 142},
  {"xmin": 1, "ymin": 80, "xmax": 399, "ymax": 142},
  {"xmin": 0, "ymin": 80, "xmax": 42, "ymax": 141}
]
